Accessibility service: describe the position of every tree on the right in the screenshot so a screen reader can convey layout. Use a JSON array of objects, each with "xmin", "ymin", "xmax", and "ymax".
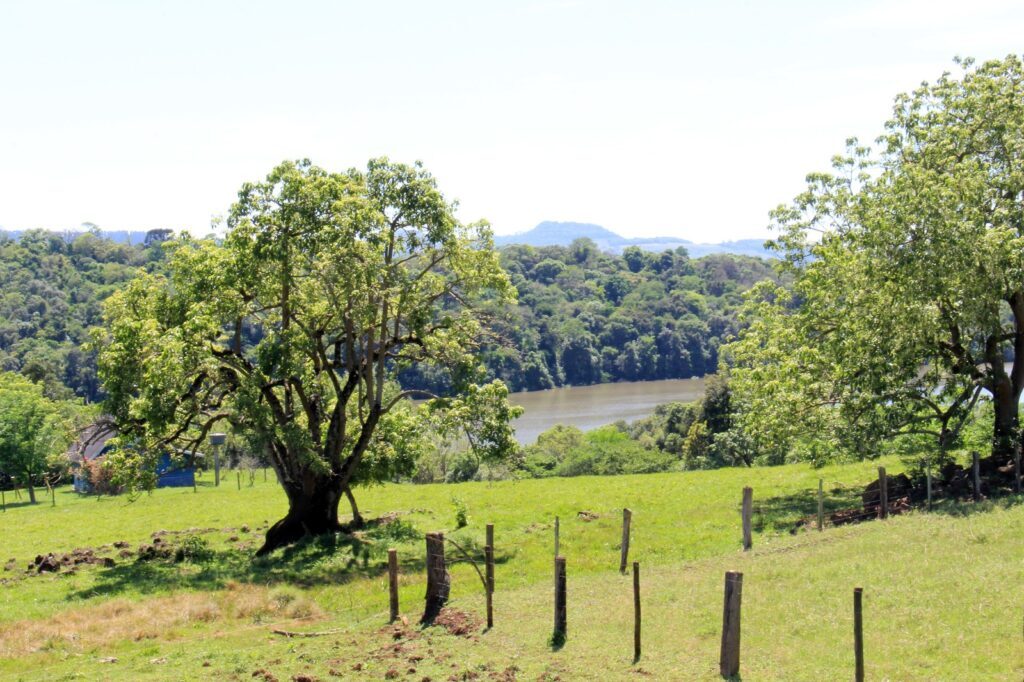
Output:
[{"xmin": 726, "ymin": 56, "xmax": 1024, "ymax": 464}]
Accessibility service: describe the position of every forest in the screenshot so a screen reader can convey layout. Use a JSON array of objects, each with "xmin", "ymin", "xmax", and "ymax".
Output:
[
  {"xmin": 0, "ymin": 229, "xmax": 775, "ymax": 402},
  {"xmin": 402, "ymin": 240, "xmax": 778, "ymax": 393}
]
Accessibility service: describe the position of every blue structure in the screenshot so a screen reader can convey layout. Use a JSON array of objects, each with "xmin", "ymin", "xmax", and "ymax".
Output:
[
  {"xmin": 73, "ymin": 430, "xmax": 198, "ymax": 493},
  {"xmin": 154, "ymin": 452, "xmax": 197, "ymax": 488}
]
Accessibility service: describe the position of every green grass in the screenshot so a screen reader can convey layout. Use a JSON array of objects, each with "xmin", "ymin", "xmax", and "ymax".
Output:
[{"xmin": 1, "ymin": 458, "xmax": 1020, "ymax": 680}]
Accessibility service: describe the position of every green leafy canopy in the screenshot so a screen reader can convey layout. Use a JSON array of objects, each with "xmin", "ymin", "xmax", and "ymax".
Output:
[
  {"xmin": 92, "ymin": 158, "xmax": 522, "ymax": 499},
  {"xmin": 725, "ymin": 55, "xmax": 1024, "ymax": 463}
]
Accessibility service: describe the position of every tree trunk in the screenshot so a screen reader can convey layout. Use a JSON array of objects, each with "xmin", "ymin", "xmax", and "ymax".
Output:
[
  {"xmin": 343, "ymin": 485, "xmax": 364, "ymax": 529},
  {"xmin": 991, "ymin": 375, "xmax": 1020, "ymax": 461},
  {"xmin": 985, "ymin": 319, "xmax": 1021, "ymax": 461},
  {"xmin": 256, "ymin": 474, "xmax": 342, "ymax": 556},
  {"xmin": 26, "ymin": 483, "xmax": 36, "ymax": 505}
]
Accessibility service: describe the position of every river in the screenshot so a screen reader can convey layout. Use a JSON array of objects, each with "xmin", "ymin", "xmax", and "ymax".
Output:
[{"xmin": 509, "ymin": 377, "xmax": 707, "ymax": 444}]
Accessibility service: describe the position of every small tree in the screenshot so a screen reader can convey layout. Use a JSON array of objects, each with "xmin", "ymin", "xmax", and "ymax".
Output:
[
  {"xmin": 0, "ymin": 372, "xmax": 71, "ymax": 503},
  {"xmin": 94, "ymin": 159, "xmax": 521, "ymax": 554}
]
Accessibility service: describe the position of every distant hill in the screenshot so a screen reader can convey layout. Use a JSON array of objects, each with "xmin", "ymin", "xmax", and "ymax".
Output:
[
  {"xmin": 1, "ymin": 229, "xmax": 158, "ymax": 245},
  {"xmin": 494, "ymin": 221, "xmax": 773, "ymax": 258}
]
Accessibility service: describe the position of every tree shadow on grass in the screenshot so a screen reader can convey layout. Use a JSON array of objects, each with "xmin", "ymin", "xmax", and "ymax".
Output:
[
  {"xmin": 66, "ymin": 534, "xmax": 404, "ymax": 602},
  {"xmin": 65, "ymin": 516, "xmax": 514, "ymax": 604},
  {"xmin": 924, "ymin": 493, "xmax": 1024, "ymax": 518},
  {"xmin": 751, "ymin": 485, "xmax": 868, "ymax": 534},
  {"xmin": 751, "ymin": 479, "xmax": 1024, "ymax": 535}
]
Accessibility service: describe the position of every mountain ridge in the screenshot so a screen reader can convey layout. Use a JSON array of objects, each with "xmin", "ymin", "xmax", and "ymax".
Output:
[{"xmin": 494, "ymin": 221, "xmax": 772, "ymax": 258}]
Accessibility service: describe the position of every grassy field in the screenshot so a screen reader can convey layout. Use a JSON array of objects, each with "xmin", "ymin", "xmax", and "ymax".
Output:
[{"xmin": 0, "ymin": 458, "xmax": 1021, "ymax": 680}]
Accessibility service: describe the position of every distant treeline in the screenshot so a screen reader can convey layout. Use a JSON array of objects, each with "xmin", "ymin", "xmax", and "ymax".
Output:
[
  {"xmin": 400, "ymin": 238, "xmax": 781, "ymax": 393},
  {"xmin": 0, "ymin": 230, "xmax": 777, "ymax": 403}
]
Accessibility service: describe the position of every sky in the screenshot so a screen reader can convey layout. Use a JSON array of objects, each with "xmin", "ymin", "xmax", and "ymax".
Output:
[{"xmin": 1, "ymin": 1, "xmax": 1021, "ymax": 242}]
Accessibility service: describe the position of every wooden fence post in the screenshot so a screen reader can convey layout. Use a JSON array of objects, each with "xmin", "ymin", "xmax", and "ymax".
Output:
[
  {"xmin": 1, "ymin": 489, "xmax": 5, "ymax": 512},
  {"xmin": 817, "ymin": 479, "xmax": 824, "ymax": 532},
  {"xmin": 388, "ymin": 548, "xmax": 400, "ymax": 623},
  {"xmin": 719, "ymin": 571, "xmax": 743, "ymax": 677},
  {"xmin": 485, "ymin": 543, "xmax": 494, "ymax": 628},
  {"xmin": 620, "ymin": 508, "xmax": 632, "ymax": 573},
  {"xmin": 741, "ymin": 488, "xmax": 753, "ymax": 550},
  {"xmin": 854, "ymin": 587, "xmax": 864, "ymax": 682},
  {"xmin": 553, "ymin": 556, "xmax": 567, "ymax": 644},
  {"xmin": 422, "ymin": 532, "xmax": 449, "ymax": 624},
  {"xmin": 972, "ymin": 451, "xmax": 981, "ymax": 501},
  {"xmin": 236, "ymin": 470, "xmax": 241, "ymax": 491},
  {"xmin": 486, "ymin": 522, "xmax": 496, "ymax": 601},
  {"xmin": 633, "ymin": 561, "xmax": 641, "ymax": 662},
  {"xmin": 877, "ymin": 467, "xmax": 888, "ymax": 520},
  {"xmin": 554, "ymin": 516, "xmax": 560, "ymax": 596}
]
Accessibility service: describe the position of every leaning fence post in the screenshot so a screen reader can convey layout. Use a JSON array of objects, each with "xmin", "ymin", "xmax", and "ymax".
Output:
[
  {"xmin": 485, "ymin": 543, "xmax": 494, "ymax": 628},
  {"xmin": 817, "ymin": 479, "xmax": 824, "ymax": 532},
  {"xmin": 972, "ymin": 451, "xmax": 981, "ymax": 501},
  {"xmin": 619, "ymin": 509, "xmax": 632, "ymax": 573},
  {"xmin": 553, "ymin": 556, "xmax": 567, "ymax": 644},
  {"xmin": 719, "ymin": 571, "xmax": 743, "ymax": 677},
  {"xmin": 633, "ymin": 561, "xmax": 641, "ymax": 662},
  {"xmin": 877, "ymin": 467, "xmax": 888, "ymax": 520},
  {"xmin": 854, "ymin": 587, "xmax": 864, "ymax": 682},
  {"xmin": 387, "ymin": 548, "xmax": 400, "ymax": 623},
  {"xmin": 741, "ymin": 488, "xmax": 753, "ymax": 550},
  {"xmin": 422, "ymin": 532, "xmax": 449, "ymax": 624}
]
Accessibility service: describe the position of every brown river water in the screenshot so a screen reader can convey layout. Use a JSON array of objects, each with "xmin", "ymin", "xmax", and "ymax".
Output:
[{"xmin": 509, "ymin": 377, "xmax": 707, "ymax": 444}]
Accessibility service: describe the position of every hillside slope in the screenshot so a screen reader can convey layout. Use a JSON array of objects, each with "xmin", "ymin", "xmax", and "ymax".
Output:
[{"xmin": 1, "ymin": 460, "xmax": 1020, "ymax": 680}]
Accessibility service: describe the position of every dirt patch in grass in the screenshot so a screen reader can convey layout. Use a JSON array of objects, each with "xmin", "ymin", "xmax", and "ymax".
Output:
[
  {"xmin": 0, "ymin": 583, "xmax": 322, "ymax": 657},
  {"xmin": 431, "ymin": 608, "xmax": 481, "ymax": 637}
]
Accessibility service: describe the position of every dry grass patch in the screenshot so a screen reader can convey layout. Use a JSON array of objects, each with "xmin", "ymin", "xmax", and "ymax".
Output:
[{"xmin": 0, "ymin": 583, "xmax": 321, "ymax": 658}]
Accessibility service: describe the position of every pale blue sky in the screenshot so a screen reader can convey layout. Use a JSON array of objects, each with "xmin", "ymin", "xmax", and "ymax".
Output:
[{"xmin": 1, "ymin": 1, "xmax": 1021, "ymax": 241}]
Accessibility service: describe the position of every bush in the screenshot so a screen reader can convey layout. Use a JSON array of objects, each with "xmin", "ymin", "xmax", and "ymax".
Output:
[
  {"xmin": 175, "ymin": 535, "xmax": 213, "ymax": 563},
  {"xmin": 445, "ymin": 451, "xmax": 480, "ymax": 483},
  {"xmin": 83, "ymin": 458, "xmax": 122, "ymax": 495},
  {"xmin": 451, "ymin": 496, "xmax": 469, "ymax": 529},
  {"xmin": 521, "ymin": 424, "xmax": 676, "ymax": 478}
]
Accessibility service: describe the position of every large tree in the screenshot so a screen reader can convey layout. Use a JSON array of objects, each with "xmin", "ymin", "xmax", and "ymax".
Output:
[
  {"xmin": 726, "ymin": 56, "xmax": 1024, "ymax": 464},
  {"xmin": 94, "ymin": 159, "xmax": 520, "ymax": 554}
]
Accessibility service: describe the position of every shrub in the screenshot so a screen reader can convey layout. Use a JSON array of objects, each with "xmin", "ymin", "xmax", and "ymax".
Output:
[{"xmin": 451, "ymin": 496, "xmax": 469, "ymax": 529}]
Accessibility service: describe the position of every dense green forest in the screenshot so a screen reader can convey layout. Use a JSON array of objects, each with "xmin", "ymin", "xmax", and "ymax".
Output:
[
  {"xmin": 401, "ymin": 238, "xmax": 779, "ymax": 393},
  {"xmin": 0, "ymin": 230, "xmax": 776, "ymax": 401},
  {"xmin": 0, "ymin": 228, "xmax": 171, "ymax": 402}
]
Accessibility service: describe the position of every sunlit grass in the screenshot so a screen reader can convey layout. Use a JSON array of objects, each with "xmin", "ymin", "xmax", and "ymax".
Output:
[{"xmin": 2, "ymin": 458, "xmax": 1020, "ymax": 680}]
